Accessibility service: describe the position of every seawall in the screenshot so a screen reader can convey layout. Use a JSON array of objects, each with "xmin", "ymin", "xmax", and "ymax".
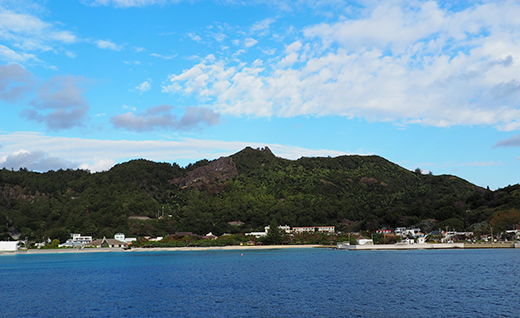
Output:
[{"xmin": 338, "ymin": 243, "xmax": 464, "ymax": 250}]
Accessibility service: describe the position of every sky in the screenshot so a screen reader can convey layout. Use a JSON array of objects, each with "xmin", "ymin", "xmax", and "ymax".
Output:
[{"xmin": 1, "ymin": 0, "xmax": 520, "ymax": 190}]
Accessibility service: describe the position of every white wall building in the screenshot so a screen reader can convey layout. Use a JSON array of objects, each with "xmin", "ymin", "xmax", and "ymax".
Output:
[
  {"xmin": 0, "ymin": 241, "xmax": 19, "ymax": 252},
  {"xmin": 316, "ymin": 226, "xmax": 335, "ymax": 233},
  {"xmin": 265, "ymin": 225, "xmax": 292, "ymax": 233},
  {"xmin": 292, "ymin": 226, "xmax": 317, "ymax": 234},
  {"xmin": 246, "ymin": 232, "xmax": 267, "ymax": 238},
  {"xmin": 357, "ymin": 238, "xmax": 373, "ymax": 245},
  {"xmin": 71, "ymin": 234, "xmax": 93, "ymax": 244}
]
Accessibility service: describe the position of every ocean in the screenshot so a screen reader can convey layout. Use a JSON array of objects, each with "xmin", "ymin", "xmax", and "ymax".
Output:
[{"xmin": 1, "ymin": 248, "xmax": 519, "ymax": 317}]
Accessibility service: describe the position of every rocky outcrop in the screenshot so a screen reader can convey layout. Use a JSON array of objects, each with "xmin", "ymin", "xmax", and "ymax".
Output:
[{"xmin": 174, "ymin": 157, "xmax": 238, "ymax": 188}]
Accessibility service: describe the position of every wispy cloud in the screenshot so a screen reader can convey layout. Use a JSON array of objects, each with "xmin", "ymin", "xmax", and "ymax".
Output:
[
  {"xmin": 135, "ymin": 80, "xmax": 151, "ymax": 93},
  {"xmin": 494, "ymin": 135, "xmax": 520, "ymax": 148},
  {"xmin": 151, "ymin": 53, "xmax": 177, "ymax": 59},
  {"xmin": 0, "ymin": 8, "xmax": 77, "ymax": 63},
  {"xmin": 110, "ymin": 105, "xmax": 220, "ymax": 132},
  {"xmin": 250, "ymin": 18, "xmax": 275, "ymax": 35},
  {"xmin": 81, "ymin": 0, "xmax": 170, "ymax": 8},
  {"xmin": 95, "ymin": 39, "xmax": 123, "ymax": 51},
  {"xmin": 244, "ymin": 38, "xmax": 258, "ymax": 48}
]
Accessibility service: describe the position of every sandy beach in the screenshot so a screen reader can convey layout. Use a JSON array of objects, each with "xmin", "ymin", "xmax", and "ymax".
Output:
[{"xmin": 1, "ymin": 244, "xmax": 324, "ymax": 255}]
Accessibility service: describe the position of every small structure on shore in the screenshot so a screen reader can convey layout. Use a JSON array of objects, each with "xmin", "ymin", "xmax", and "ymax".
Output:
[
  {"xmin": 0, "ymin": 241, "xmax": 19, "ymax": 252},
  {"xmin": 356, "ymin": 236, "xmax": 373, "ymax": 245}
]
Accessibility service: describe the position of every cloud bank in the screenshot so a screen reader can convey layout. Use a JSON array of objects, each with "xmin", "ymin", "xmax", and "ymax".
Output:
[
  {"xmin": 110, "ymin": 105, "xmax": 220, "ymax": 132},
  {"xmin": 0, "ymin": 131, "xmax": 350, "ymax": 172},
  {"xmin": 0, "ymin": 63, "xmax": 34, "ymax": 102},
  {"xmin": 23, "ymin": 75, "xmax": 90, "ymax": 130},
  {"xmin": 0, "ymin": 149, "xmax": 78, "ymax": 172},
  {"xmin": 162, "ymin": 1, "xmax": 520, "ymax": 131}
]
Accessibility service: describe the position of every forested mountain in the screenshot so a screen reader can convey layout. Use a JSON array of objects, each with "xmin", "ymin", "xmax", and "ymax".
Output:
[{"xmin": 1, "ymin": 146, "xmax": 519, "ymax": 242}]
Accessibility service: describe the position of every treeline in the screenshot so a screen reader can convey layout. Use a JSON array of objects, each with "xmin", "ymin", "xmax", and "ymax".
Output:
[{"xmin": 1, "ymin": 147, "xmax": 519, "ymax": 242}]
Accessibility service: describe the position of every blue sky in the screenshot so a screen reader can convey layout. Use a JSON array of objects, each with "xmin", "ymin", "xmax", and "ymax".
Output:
[{"xmin": 1, "ymin": 0, "xmax": 520, "ymax": 190}]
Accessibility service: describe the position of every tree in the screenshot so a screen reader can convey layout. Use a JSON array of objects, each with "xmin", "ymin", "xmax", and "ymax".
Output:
[{"xmin": 264, "ymin": 218, "xmax": 283, "ymax": 245}]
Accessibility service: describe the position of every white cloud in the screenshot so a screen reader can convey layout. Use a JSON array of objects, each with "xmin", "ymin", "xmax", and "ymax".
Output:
[
  {"xmin": 162, "ymin": 1, "xmax": 520, "ymax": 131},
  {"xmin": 95, "ymin": 40, "xmax": 123, "ymax": 51},
  {"xmin": 0, "ymin": 44, "xmax": 37, "ymax": 63},
  {"xmin": 65, "ymin": 51, "xmax": 77, "ymax": 59},
  {"xmin": 0, "ymin": 149, "xmax": 79, "ymax": 172},
  {"xmin": 151, "ymin": 53, "xmax": 176, "ymax": 59},
  {"xmin": 81, "ymin": 0, "xmax": 169, "ymax": 7},
  {"xmin": 188, "ymin": 32, "xmax": 202, "ymax": 43},
  {"xmin": 135, "ymin": 80, "xmax": 151, "ymax": 93},
  {"xmin": 79, "ymin": 158, "xmax": 115, "ymax": 172},
  {"xmin": 0, "ymin": 9, "xmax": 77, "ymax": 63},
  {"xmin": 245, "ymin": 38, "xmax": 258, "ymax": 48},
  {"xmin": 250, "ymin": 18, "xmax": 276, "ymax": 35},
  {"xmin": 0, "ymin": 131, "xmax": 350, "ymax": 172}
]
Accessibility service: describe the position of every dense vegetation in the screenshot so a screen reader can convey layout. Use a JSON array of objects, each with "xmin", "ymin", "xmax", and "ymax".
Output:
[{"xmin": 1, "ymin": 147, "xmax": 519, "ymax": 242}]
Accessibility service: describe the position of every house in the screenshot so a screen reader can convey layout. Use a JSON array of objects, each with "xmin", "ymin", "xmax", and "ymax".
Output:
[
  {"xmin": 87, "ymin": 236, "xmax": 126, "ymax": 248},
  {"xmin": 265, "ymin": 225, "xmax": 292, "ymax": 233},
  {"xmin": 0, "ymin": 241, "xmax": 19, "ymax": 252},
  {"xmin": 395, "ymin": 227, "xmax": 407, "ymax": 236},
  {"xmin": 114, "ymin": 233, "xmax": 137, "ymax": 244},
  {"xmin": 401, "ymin": 238, "xmax": 415, "ymax": 244},
  {"xmin": 59, "ymin": 233, "xmax": 93, "ymax": 247},
  {"xmin": 203, "ymin": 232, "xmax": 218, "ymax": 239},
  {"xmin": 71, "ymin": 233, "xmax": 93, "ymax": 244},
  {"xmin": 148, "ymin": 237, "xmax": 164, "ymax": 242}
]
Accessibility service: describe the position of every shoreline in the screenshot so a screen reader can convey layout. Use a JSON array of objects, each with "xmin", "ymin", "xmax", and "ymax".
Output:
[
  {"xmin": 337, "ymin": 241, "xmax": 519, "ymax": 250},
  {"xmin": 1, "ymin": 244, "xmax": 324, "ymax": 255}
]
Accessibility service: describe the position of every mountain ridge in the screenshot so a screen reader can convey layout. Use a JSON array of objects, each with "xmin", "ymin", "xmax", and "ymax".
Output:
[{"xmin": 1, "ymin": 147, "xmax": 518, "ymax": 242}]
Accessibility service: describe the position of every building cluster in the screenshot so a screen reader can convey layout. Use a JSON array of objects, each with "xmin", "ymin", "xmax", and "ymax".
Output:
[
  {"xmin": 246, "ymin": 225, "xmax": 336, "ymax": 238},
  {"xmin": 358, "ymin": 226, "xmax": 484, "ymax": 246},
  {"xmin": 58, "ymin": 233, "xmax": 137, "ymax": 249}
]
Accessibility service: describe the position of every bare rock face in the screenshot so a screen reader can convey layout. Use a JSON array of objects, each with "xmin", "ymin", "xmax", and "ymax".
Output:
[{"xmin": 174, "ymin": 157, "xmax": 238, "ymax": 188}]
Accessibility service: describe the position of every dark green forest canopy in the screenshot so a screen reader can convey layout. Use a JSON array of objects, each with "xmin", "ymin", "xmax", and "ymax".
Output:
[{"xmin": 1, "ymin": 147, "xmax": 519, "ymax": 241}]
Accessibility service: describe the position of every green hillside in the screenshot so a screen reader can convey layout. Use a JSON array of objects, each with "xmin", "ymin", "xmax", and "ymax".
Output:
[{"xmin": 1, "ymin": 147, "xmax": 519, "ymax": 242}]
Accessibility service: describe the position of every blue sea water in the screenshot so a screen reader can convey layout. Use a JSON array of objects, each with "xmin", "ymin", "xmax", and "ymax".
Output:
[{"xmin": 1, "ymin": 248, "xmax": 520, "ymax": 318}]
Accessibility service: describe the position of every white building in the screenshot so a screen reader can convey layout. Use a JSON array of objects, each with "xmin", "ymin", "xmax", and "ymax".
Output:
[
  {"xmin": 246, "ymin": 232, "xmax": 267, "ymax": 238},
  {"xmin": 59, "ymin": 233, "xmax": 93, "ymax": 247},
  {"xmin": 395, "ymin": 227, "xmax": 423, "ymax": 237},
  {"xmin": 265, "ymin": 225, "xmax": 292, "ymax": 233},
  {"xmin": 292, "ymin": 226, "xmax": 317, "ymax": 234},
  {"xmin": 0, "ymin": 241, "xmax": 19, "ymax": 252},
  {"xmin": 316, "ymin": 226, "xmax": 335, "ymax": 233},
  {"xmin": 357, "ymin": 237, "xmax": 373, "ymax": 245},
  {"xmin": 71, "ymin": 234, "xmax": 93, "ymax": 244},
  {"xmin": 395, "ymin": 227, "xmax": 407, "ymax": 236}
]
